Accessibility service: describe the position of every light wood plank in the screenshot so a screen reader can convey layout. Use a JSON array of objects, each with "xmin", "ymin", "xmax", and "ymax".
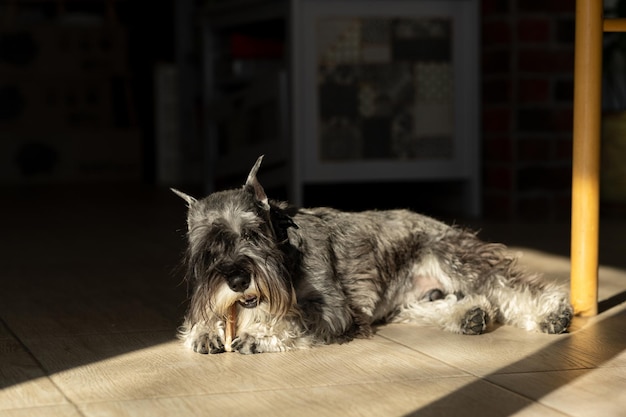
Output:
[
  {"xmin": 26, "ymin": 333, "xmax": 466, "ymax": 403},
  {"xmin": 0, "ymin": 339, "xmax": 68, "ymax": 411},
  {"xmin": 1, "ymin": 405, "xmax": 83, "ymax": 417},
  {"xmin": 379, "ymin": 324, "xmax": 576, "ymax": 376},
  {"xmin": 379, "ymin": 304, "xmax": 626, "ymax": 376},
  {"xmin": 489, "ymin": 367, "xmax": 626, "ymax": 417},
  {"xmin": 78, "ymin": 378, "xmax": 569, "ymax": 417}
]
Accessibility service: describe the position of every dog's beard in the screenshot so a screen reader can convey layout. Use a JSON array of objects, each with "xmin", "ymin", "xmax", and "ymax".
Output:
[
  {"xmin": 209, "ymin": 280, "xmax": 259, "ymax": 317},
  {"xmin": 189, "ymin": 258, "xmax": 295, "ymax": 322}
]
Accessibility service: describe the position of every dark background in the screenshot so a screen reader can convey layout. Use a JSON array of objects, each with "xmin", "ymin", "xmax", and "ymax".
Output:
[{"xmin": 1, "ymin": 0, "xmax": 624, "ymax": 221}]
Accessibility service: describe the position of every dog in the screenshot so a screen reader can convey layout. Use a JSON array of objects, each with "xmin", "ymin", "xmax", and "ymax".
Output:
[{"xmin": 173, "ymin": 156, "xmax": 573, "ymax": 354}]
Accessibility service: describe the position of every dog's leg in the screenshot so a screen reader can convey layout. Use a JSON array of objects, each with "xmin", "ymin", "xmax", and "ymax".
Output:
[
  {"xmin": 487, "ymin": 280, "xmax": 572, "ymax": 334},
  {"xmin": 390, "ymin": 293, "xmax": 498, "ymax": 335},
  {"xmin": 179, "ymin": 318, "xmax": 227, "ymax": 354},
  {"xmin": 421, "ymin": 229, "xmax": 572, "ymax": 334},
  {"xmin": 231, "ymin": 310, "xmax": 313, "ymax": 354},
  {"xmin": 392, "ymin": 250, "xmax": 497, "ymax": 335},
  {"xmin": 231, "ymin": 331, "xmax": 312, "ymax": 354}
]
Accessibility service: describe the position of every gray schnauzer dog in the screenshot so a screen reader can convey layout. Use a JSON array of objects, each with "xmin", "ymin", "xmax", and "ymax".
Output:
[{"xmin": 173, "ymin": 156, "xmax": 573, "ymax": 354}]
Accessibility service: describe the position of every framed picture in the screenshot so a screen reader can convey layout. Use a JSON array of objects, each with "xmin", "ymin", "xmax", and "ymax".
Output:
[{"xmin": 292, "ymin": 0, "xmax": 480, "ymax": 199}]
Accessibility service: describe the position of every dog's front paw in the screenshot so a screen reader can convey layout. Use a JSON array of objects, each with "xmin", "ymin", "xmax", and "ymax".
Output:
[
  {"xmin": 461, "ymin": 307, "xmax": 488, "ymax": 335},
  {"xmin": 540, "ymin": 306, "xmax": 573, "ymax": 334},
  {"xmin": 190, "ymin": 332, "xmax": 225, "ymax": 354},
  {"xmin": 231, "ymin": 333, "xmax": 259, "ymax": 354}
]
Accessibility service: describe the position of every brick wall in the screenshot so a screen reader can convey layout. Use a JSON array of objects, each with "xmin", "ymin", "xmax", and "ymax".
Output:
[{"xmin": 481, "ymin": 0, "xmax": 575, "ymax": 220}]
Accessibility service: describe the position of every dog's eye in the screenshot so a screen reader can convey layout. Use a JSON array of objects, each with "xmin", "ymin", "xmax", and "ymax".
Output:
[{"xmin": 241, "ymin": 231, "xmax": 252, "ymax": 241}]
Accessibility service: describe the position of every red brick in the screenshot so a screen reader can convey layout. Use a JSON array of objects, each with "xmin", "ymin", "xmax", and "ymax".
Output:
[
  {"xmin": 556, "ymin": 18, "xmax": 575, "ymax": 44},
  {"xmin": 556, "ymin": 194, "xmax": 573, "ymax": 219},
  {"xmin": 484, "ymin": 165, "xmax": 514, "ymax": 191},
  {"xmin": 550, "ymin": 0, "xmax": 576, "ymax": 13},
  {"xmin": 518, "ymin": 78, "xmax": 550, "ymax": 103},
  {"xmin": 517, "ymin": 166, "xmax": 548, "ymax": 191},
  {"xmin": 483, "ymin": 107, "xmax": 511, "ymax": 133},
  {"xmin": 517, "ymin": 108, "xmax": 551, "ymax": 132},
  {"xmin": 482, "ymin": 49, "xmax": 512, "ymax": 74},
  {"xmin": 483, "ymin": 20, "xmax": 512, "ymax": 46},
  {"xmin": 556, "ymin": 138, "xmax": 573, "ymax": 159},
  {"xmin": 518, "ymin": 0, "xmax": 575, "ymax": 13},
  {"xmin": 517, "ymin": 107, "xmax": 573, "ymax": 133},
  {"xmin": 553, "ymin": 107, "xmax": 574, "ymax": 132},
  {"xmin": 482, "ymin": 0, "xmax": 510, "ymax": 15},
  {"xmin": 517, "ymin": 195, "xmax": 552, "ymax": 220},
  {"xmin": 518, "ymin": 48, "xmax": 574, "ymax": 73},
  {"xmin": 517, "ymin": 164, "xmax": 571, "ymax": 192},
  {"xmin": 483, "ymin": 78, "xmax": 512, "ymax": 103},
  {"xmin": 554, "ymin": 78, "xmax": 574, "ymax": 102},
  {"xmin": 518, "ymin": 18, "xmax": 551, "ymax": 43},
  {"xmin": 518, "ymin": 138, "xmax": 552, "ymax": 161},
  {"xmin": 482, "ymin": 192, "xmax": 513, "ymax": 220},
  {"xmin": 548, "ymin": 165, "xmax": 572, "ymax": 189},
  {"xmin": 483, "ymin": 136, "xmax": 514, "ymax": 162}
]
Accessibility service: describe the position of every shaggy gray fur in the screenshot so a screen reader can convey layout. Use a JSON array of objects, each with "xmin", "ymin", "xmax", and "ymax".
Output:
[{"xmin": 173, "ymin": 156, "xmax": 573, "ymax": 354}]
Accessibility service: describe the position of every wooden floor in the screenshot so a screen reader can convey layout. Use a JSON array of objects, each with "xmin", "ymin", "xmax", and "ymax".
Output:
[{"xmin": 1, "ymin": 186, "xmax": 625, "ymax": 417}]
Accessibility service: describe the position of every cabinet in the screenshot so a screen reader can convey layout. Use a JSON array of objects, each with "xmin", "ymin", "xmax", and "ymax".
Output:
[{"xmin": 202, "ymin": 0, "xmax": 480, "ymax": 216}]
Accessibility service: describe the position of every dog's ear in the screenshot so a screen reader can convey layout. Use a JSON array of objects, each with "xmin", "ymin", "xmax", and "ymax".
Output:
[
  {"xmin": 171, "ymin": 188, "xmax": 197, "ymax": 207},
  {"xmin": 244, "ymin": 155, "xmax": 270, "ymax": 211}
]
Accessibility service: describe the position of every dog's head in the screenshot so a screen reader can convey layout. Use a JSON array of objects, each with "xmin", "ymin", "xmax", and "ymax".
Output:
[{"xmin": 173, "ymin": 156, "xmax": 297, "ymax": 320}]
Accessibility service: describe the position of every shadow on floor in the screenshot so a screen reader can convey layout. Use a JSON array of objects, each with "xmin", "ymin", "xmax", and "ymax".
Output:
[{"xmin": 406, "ymin": 307, "xmax": 626, "ymax": 416}]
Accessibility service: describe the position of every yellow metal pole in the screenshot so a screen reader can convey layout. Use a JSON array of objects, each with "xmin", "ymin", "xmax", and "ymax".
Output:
[{"xmin": 571, "ymin": 0, "xmax": 602, "ymax": 317}]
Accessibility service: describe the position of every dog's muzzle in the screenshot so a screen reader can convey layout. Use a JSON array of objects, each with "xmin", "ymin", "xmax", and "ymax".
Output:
[{"xmin": 224, "ymin": 270, "xmax": 259, "ymax": 309}]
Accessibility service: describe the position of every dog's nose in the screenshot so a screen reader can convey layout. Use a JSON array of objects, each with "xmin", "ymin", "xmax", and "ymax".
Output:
[{"xmin": 227, "ymin": 274, "xmax": 250, "ymax": 293}]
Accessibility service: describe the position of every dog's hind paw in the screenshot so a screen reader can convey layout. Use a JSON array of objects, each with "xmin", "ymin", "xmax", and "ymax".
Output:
[
  {"xmin": 190, "ymin": 333, "xmax": 225, "ymax": 354},
  {"xmin": 540, "ymin": 307, "xmax": 573, "ymax": 334},
  {"xmin": 231, "ymin": 334, "xmax": 259, "ymax": 354},
  {"xmin": 461, "ymin": 307, "xmax": 488, "ymax": 335}
]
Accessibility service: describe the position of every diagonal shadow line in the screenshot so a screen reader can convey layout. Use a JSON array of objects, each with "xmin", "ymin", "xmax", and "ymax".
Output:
[
  {"xmin": 404, "ymin": 306, "xmax": 626, "ymax": 416},
  {"xmin": 599, "ymin": 290, "xmax": 626, "ymax": 314}
]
